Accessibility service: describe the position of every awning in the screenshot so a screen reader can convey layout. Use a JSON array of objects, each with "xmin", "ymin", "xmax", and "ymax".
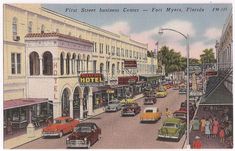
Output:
[
  {"xmin": 4, "ymin": 98, "xmax": 49, "ymax": 110},
  {"xmin": 139, "ymin": 75, "xmax": 162, "ymax": 82},
  {"xmin": 200, "ymin": 84, "xmax": 233, "ymax": 105}
]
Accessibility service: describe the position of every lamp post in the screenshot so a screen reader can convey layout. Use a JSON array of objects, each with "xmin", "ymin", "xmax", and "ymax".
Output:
[{"xmin": 159, "ymin": 27, "xmax": 190, "ymax": 148}]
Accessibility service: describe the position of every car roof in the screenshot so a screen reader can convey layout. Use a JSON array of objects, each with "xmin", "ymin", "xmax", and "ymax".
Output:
[
  {"xmin": 164, "ymin": 118, "xmax": 181, "ymax": 123},
  {"xmin": 54, "ymin": 116, "xmax": 71, "ymax": 120},
  {"xmin": 77, "ymin": 122, "xmax": 96, "ymax": 127},
  {"xmin": 174, "ymin": 110, "xmax": 187, "ymax": 114}
]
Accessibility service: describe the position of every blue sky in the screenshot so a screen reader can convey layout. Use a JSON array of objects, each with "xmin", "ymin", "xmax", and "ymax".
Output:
[{"xmin": 44, "ymin": 4, "xmax": 232, "ymax": 59}]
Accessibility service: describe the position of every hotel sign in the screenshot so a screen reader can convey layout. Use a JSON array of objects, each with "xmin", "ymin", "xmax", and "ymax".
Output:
[
  {"xmin": 124, "ymin": 60, "xmax": 137, "ymax": 68},
  {"xmin": 79, "ymin": 73, "xmax": 104, "ymax": 86}
]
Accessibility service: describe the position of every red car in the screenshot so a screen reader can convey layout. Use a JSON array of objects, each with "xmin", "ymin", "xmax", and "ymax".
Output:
[
  {"xmin": 173, "ymin": 110, "xmax": 187, "ymax": 122},
  {"xmin": 42, "ymin": 116, "xmax": 79, "ymax": 138}
]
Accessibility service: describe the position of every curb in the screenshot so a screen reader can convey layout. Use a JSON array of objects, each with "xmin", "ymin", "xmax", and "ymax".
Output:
[{"xmin": 8, "ymin": 94, "xmax": 144, "ymax": 149}]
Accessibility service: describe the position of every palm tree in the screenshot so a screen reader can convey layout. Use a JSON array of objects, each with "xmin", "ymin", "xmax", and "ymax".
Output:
[{"xmin": 200, "ymin": 48, "xmax": 216, "ymax": 64}]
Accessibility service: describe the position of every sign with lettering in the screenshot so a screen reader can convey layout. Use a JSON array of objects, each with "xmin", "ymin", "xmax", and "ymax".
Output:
[
  {"xmin": 79, "ymin": 73, "xmax": 104, "ymax": 86},
  {"xmin": 118, "ymin": 76, "xmax": 138, "ymax": 85},
  {"xmin": 124, "ymin": 60, "xmax": 137, "ymax": 68},
  {"xmin": 206, "ymin": 70, "xmax": 218, "ymax": 77}
]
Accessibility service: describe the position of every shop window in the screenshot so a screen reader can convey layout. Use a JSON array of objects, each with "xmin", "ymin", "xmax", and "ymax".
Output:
[
  {"xmin": 43, "ymin": 51, "xmax": 53, "ymax": 75},
  {"xmin": 11, "ymin": 53, "xmax": 21, "ymax": 74},
  {"xmin": 12, "ymin": 109, "xmax": 20, "ymax": 121},
  {"xmin": 87, "ymin": 55, "xmax": 90, "ymax": 73},
  {"xmin": 100, "ymin": 63, "xmax": 104, "ymax": 74}
]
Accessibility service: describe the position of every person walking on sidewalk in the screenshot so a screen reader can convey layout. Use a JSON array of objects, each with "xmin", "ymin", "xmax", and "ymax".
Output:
[
  {"xmin": 205, "ymin": 118, "xmax": 211, "ymax": 139},
  {"xmin": 212, "ymin": 118, "xmax": 219, "ymax": 138},
  {"xmin": 192, "ymin": 136, "xmax": 202, "ymax": 149},
  {"xmin": 200, "ymin": 117, "xmax": 206, "ymax": 134}
]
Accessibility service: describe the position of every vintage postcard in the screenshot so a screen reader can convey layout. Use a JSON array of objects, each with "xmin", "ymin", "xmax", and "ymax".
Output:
[{"xmin": 2, "ymin": 1, "xmax": 233, "ymax": 149}]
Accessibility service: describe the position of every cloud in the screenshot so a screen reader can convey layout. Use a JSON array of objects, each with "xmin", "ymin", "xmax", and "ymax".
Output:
[
  {"xmin": 101, "ymin": 21, "xmax": 131, "ymax": 35},
  {"xmin": 203, "ymin": 27, "xmax": 222, "ymax": 40},
  {"xmin": 101, "ymin": 19, "xmax": 216, "ymax": 59}
]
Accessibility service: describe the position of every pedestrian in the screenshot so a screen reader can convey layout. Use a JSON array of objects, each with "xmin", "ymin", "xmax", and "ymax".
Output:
[
  {"xmin": 200, "ymin": 117, "xmax": 206, "ymax": 133},
  {"xmin": 219, "ymin": 127, "xmax": 225, "ymax": 143},
  {"xmin": 165, "ymin": 108, "xmax": 171, "ymax": 118},
  {"xmin": 192, "ymin": 136, "xmax": 202, "ymax": 149},
  {"xmin": 205, "ymin": 118, "xmax": 211, "ymax": 139},
  {"xmin": 212, "ymin": 118, "xmax": 219, "ymax": 138}
]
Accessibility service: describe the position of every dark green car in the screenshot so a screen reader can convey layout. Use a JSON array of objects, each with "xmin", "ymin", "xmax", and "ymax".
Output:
[{"xmin": 157, "ymin": 118, "xmax": 186, "ymax": 141}]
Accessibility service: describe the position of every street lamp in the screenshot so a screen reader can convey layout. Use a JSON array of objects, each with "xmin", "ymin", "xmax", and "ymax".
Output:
[{"xmin": 159, "ymin": 27, "xmax": 190, "ymax": 148}]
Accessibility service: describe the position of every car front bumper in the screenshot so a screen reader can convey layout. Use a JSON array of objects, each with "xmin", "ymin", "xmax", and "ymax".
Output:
[
  {"xmin": 66, "ymin": 140, "xmax": 89, "ymax": 148},
  {"xmin": 42, "ymin": 132, "xmax": 60, "ymax": 137},
  {"xmin": 105, "ymin": 108, "xmax": 117, "ymax": 112},
  {"xmin": 158, "ymin": 134, "xmax": 179, "ymax": 139},
  {"xmin": 141, "ymin": 118, "xmax": 156, "ymax": 122},
  {"xmin": 121, "ymin": 112, "xmax": 135, "ymax": 116}
]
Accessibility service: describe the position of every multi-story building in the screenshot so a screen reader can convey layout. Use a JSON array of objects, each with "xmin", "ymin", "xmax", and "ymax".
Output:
[
  {"xmin": 215, "ymin": 9, "xmax": 232, "ymax": 93},
  {"xmin": 3, "ymin": 4, "xmax": 159, "ymax": 127}
]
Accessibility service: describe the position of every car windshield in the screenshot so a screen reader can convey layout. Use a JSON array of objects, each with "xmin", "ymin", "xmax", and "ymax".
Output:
[
  {"xmin": 145, "ymin": 109, "xmax": 153, "ymax": 113},
  {"xmin": 54, "ymin": 119, "xmax": 66, "ymax": 124},
  {"xmin": 75, "ymin": 126, "xmax": 92, "ymax": 133},
  {"xmin": 174, "ymin": 113, "xmax": 186, "ymax": 117},
  {"xmin": 163, "ymin": 122, "xmax": 178, "ymax": 128}
]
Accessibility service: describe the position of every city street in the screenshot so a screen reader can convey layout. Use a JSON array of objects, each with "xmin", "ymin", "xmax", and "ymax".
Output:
[{"xmin": 17, "ymin": 89, "xmax": 186, "ymax": 149}]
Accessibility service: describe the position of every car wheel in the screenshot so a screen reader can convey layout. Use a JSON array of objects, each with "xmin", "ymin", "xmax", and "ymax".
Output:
[
  {"xmin": 87, "ymin": 141, "xmax": 91, "ymax": 149},
  {"xmin": 59, "ymin": 131, "xmax": 63, "ymax": 138}
]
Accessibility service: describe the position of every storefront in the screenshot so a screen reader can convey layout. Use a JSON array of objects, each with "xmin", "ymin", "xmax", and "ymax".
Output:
[
  {"xmin": 4, "ymin": 98, "xmax": 52, "ymax": 135},
  {"xmin": 92, "ymin": 85, "xmax": 111, "ymax": 110},
  {"xmin": 118, "ymin": 76, "xmax": 139, "ymax": 98},
  {"xmin": 139, "ymin": 75, "xmax": 162, "ymax": 89}
]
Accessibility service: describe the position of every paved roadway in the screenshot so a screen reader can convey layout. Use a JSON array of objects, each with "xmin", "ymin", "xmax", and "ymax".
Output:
[{"xmin": 17, "ymin": 88, "xmax": 186, "ymax": 149}]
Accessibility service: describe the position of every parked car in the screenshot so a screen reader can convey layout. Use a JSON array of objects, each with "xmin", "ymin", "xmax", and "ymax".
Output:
[
  {"xmin": 178, "ymin": 88, "xmax": 186, "ymax": 94},
  {"xmin": 42, "ymin": 116, "xmax": 79, "ymax": 138},
  {"xmin": 157, "ymin": 118, "xmax": 186, "ymax": 141},
  {"xmin": 121, "ymin": 103, "xmax": 141, "ymax": 116},
  {"xmin": 105, "ymin": 99, "xmax": 122, "ymax": 112},
  {"xmin": 173, "ymin": 110, "xmax": 187, "ymax": 122},
  {"xmin": 172, "ymin": 84, "xmax": 179, "ymax": 90},
  {"xmin": 144, "ymin": 96, "xmax": 157, "ymax": 105},
  {"xmin": 66, "ymin": 122, "xmax": 101, "ymax": 148},
  {"xmin": 180, "ymin": 101, "xmax": 196, "ymax": 120},
  {"xmin": 120, "ymin": 98, "xmax": 135, "ymax": 106},
  {"xmin": 140, "ymin": 107, "xmax": 161, "ymax": 122}
]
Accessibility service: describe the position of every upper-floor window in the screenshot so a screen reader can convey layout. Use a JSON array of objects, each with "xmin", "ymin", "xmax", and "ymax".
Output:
[
  {"xmin": 121, "ymin": 49, "xmax": 124, "ymax": 57},
  {"xmin": 130, "ymin": 50, "xmax": 132, "ymax": 58},
  {"xmin": 11, "ymin": 53, "xmax": 21, "ymax": 74},
  {"xmin": 12, "ymin": 17, "xmax": 18, "ymax": 36},
  {"xmin": 93, "ymin": 42, "xmax": 97, "ymax": 52},
  {"xmin": 99, "ymin": 43, "xmax": 104, "ymax": 54},
  {"xmin": 106, "ymin": 45, "xmax": 110, "ymax": 55},
  {"xmin": 41, "ymin": 24, "xmax": 45, "ymax": 33},
  {"xmin": 28, "ymin": 21, "xmax": 33, "ymax": 33},
  {"xmin": 116, "ymin": 48, "xmax": 120, "ymax": 56},
  {"xmin": 111, "ymin": 46, "xmax": 115, "ymax": 56}
]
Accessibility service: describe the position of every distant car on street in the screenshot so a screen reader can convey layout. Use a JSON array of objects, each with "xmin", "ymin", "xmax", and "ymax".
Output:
[
  {"xmin": 157, "ymin": 118, "xmax": 186, "ymax": 142},
  {"xmin": 121, "ymin": 103, "xmax": 141, "ymax": 116},
  {"xmin": 144, "ymin": 96, "xmax": 157, "ymax": 105},
  {"xmin": 105, "ymin": 99, "xmax": 122, "ymax": 112},
  {"xmin": 66, "ymin": 122, "xmax": 101, "ymax": 148},
  {"xmin": 178, "ymin": 88, "xmax": 186, "ymax": 94},
  {"xmin": 42, "ymin": 116, "xmax": 79, "ymax": 138},
  {"xmin": 140, "ymin": 107, "xmax": 161, "ymax": 123},
  {"xmin": 120, "ymin": 98, "xmax": 135, "ymax": 106},
  {"xmin": 156, "ymin": 87, "xmax": 168, "ymax": 98}
]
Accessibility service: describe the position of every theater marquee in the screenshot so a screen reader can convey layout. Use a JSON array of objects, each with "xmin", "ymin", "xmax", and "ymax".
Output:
[{"xmin": 79, "ymin": 73, "xmax": 104, "ymax": 86}]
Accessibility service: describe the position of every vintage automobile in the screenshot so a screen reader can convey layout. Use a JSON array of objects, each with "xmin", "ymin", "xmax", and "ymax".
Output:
[
  {"xmin": 163, "ymin": 84, "xmax": 172, "ymax": 89},
  {"xmin": 120, "ymin": 98, "xmax": 135, "ymax": 106},
  {"xmin": 180, "ymin": 101, "xmax": 196, "ymax": 120},
  {"xmin": 157, "ymin": 118, "xmax": 186, "ymax": 141},
  {"xmin": 178, "ymin": 88, "xmax": 186, "ymax": 94},
  {"xmin": 121, "ymin": 103, "xmax": 141, "ymax": 116},
  {"xmin": 156, "ymin": 88, "xmax": 167, "ymax": 98},
  {"xmin": 173, "ymin": 110, "xmax": 187, "ymax": 123},
  {"xmin": 105, "ymin": 99, "xmax": 122, "ymax": 112},
  {"xmin": 42, "ymin": 116, "xmax": 79, "ymax": 138},
  {"xmin": 144, "ymin": 96, "xmax": 157, "ymax": 105},
  {"xmin": 140, "ymin": 107, "xmax": 161, "ymax": 122},
  {"xmin": 66, "ymin": 122, "xmax": 101, "ymax": 148}
]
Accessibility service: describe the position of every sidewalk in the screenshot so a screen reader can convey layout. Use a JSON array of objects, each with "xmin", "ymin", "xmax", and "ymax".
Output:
[{"xmin": 4, "ymin": 94, "xmax": 144, "ymax": 149}]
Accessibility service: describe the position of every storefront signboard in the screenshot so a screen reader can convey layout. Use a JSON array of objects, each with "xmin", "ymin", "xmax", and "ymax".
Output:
[
  {"xmin": 79, "ymin": 73, "xmax": 104, "ymax": 86},
  {"xmin": 106, "ymin": 89, "xmax": 115, "ymax": 94},
  {"xmin": 124, "ymin": 60, "xmax": 137, "ymax": 68},
  {"xmin": 118, "ymin": 76, "xmax": 138, "ymax": 85}
]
